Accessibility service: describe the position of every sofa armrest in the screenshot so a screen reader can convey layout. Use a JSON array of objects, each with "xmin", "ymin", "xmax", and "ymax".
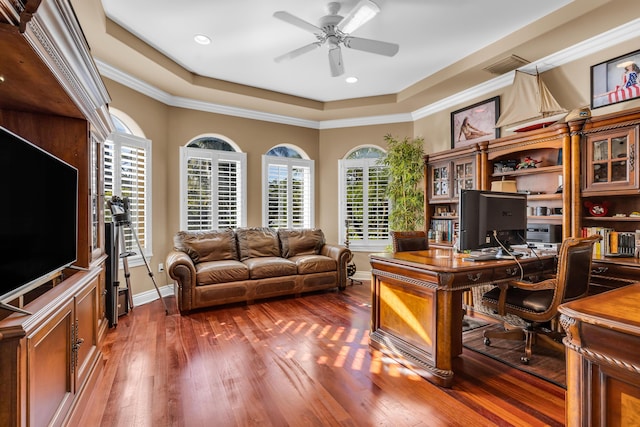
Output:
[
  {"xmin": 166, "ymin": 250, "xmax": 196, "ymax": 312},
  {"xmin": 321, "ymin": 244, "xmax": 351, "ymax": 290}
]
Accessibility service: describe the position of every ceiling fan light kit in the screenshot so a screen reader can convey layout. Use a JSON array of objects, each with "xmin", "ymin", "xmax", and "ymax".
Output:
[
  {"xmin": 273, "ymin": 1, "xmax": 399, "ymax": 77},
  {"xmin": 339, "ymin": 0, "xmax": 380, "ymax": 34}
]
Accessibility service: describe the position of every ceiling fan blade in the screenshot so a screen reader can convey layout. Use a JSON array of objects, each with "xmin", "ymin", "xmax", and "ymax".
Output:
[
  {"xmin": 274, "ymin": 42, "xmax": 321, "ymax": 63},
  {"xmin": 273, "ymin": 11, "xmax": 322, "ymax": 34},
  {"xmin": 338, "ymin": 0, "xmax": 380, "ymax": 34},
  {"xmin": 329, "ymin": 47, "xmax": 344, "ymax": 77},
  {"xmin": 343, "ymin": 36, "xmax": 399, "ymax": 57}
]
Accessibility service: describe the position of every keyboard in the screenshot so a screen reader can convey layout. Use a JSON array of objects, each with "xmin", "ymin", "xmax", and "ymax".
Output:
[{"xmin": 462, "ymin": 254, "xmax": 498, "ymax": 262}]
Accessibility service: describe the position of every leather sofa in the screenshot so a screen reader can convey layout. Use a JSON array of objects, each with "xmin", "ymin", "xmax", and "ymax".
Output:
[{"xmin": 166, "ymin": 227, "xmax": 351, "ymax": 313}]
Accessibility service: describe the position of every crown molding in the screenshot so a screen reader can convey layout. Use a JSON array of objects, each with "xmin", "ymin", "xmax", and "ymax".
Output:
[{"xmin": 97, "ymin": 17, "xmax": 640, "ymax": 130}]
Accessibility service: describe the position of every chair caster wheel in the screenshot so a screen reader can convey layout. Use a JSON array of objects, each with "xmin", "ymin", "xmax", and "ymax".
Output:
[
  {"xmin": 520, "ymin": 356, "xmax": 530, "ymax": 364},
  {"xmin": 483, "ymin": 337, "xmax": 491, "ymax": 346}
]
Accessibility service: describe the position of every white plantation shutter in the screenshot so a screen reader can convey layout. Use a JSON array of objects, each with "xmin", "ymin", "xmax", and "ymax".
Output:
[
  {"xmin": 339, "ymin": 158, "xmax": 389, "ymax": 251},
  {"xmin": 292, "ymin": 165, "xmax": 311, "ymax": 228},
  {"xmin": 104, "ymin": 133, "xmax": 152, "ymax": 257},
  {"xmin": 262, "ymin": 156, "xmax": 314, "ymax": 229},
  {"xmin": 180, "ymin": 146, "xmax": 246, "ymax": 231}
]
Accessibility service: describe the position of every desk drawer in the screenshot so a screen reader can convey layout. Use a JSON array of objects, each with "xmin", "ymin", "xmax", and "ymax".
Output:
[
  {"xmin": 492, "ymin": 265, "xmax": 522, "ymax": 281},
  {"xmin": 450, "ymin": 269, "xmax": 494, "ymax": 287},
  {"xmin": 591, "ymin": 261, "xmax": 640, "ymax": 282}
]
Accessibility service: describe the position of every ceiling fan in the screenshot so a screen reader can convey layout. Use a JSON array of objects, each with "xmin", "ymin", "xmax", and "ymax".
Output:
[{"xmin": 273, "ymin": 1, "xmax": 399, "ymax": 77}]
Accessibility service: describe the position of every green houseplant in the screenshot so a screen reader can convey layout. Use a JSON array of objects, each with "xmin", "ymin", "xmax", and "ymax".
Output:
[{"xmin": 379, "ymin": 134, "xmax": 425, "ymax": 232}]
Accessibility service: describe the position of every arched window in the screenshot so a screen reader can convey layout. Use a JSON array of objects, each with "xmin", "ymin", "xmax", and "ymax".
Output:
[
  {"xmin": 262, "ymin": 145, "xmax": 314, "ymax": 228},
  {"xmin": 339, "ymin": 146, "xmax": 390, "ymax": 251},
  {"xmin": 180, "ymin": 134, "xmax": 246, "ymax": 230},
  {"xmin": 104, "ymin": 109, "xmax": 152, "ymax": 262}
]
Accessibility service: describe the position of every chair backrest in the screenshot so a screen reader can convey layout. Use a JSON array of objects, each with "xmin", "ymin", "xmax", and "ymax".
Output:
[
  {"xmin": 554, "ymin": 235, "xmax": 601, "ymax": 306},
  {"xmin": 390, "ymin": 231, "xmax": 428, "ymax": 252}
]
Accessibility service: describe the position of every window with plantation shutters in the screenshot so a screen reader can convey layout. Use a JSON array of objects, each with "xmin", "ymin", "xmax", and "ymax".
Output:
[
  {"xmin": 180, "ymin": 145, "xmax": 246, "ymax": 231},
  {"xmin": 104, "ymin": 132, "xmax": 152, "ymax": 260},
  {"xmin": 262, "ymin": 149, "xmax": 314, "ymax": 229},
  {"xmin": 339, "ymin": 147, "xmax": 389, "ymax": 251}
]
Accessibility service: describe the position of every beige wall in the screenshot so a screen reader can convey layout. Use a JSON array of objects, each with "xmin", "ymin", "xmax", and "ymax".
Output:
[{"xmin": 106, "ymin": 34, "xmax": 640, "ymax": 295}]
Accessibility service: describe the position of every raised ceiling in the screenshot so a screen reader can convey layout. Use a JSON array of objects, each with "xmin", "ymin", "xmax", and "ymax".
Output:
[
  {"xmin": 100, "ymin": 0, "xmax": 572, "ymax": 103},
  {"xmin": 70, "ymin": 0, "xmax": 633, "ymax": 123}
]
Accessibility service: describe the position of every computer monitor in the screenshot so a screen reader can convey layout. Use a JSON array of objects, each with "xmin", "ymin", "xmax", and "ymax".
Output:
[{"xmin": 458, "ymin": 189, "xmax": 528, "ymax": 258}]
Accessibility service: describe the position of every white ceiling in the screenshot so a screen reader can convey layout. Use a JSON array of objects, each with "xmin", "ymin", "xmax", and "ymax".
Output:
[{"xmin": 101, "ymin": 0, "xmax": 573, "ymax": 103}]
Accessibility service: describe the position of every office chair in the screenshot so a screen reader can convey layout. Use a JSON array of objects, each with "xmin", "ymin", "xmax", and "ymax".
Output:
[
  {"xmin": 481, "ymin": 235, "xmax": 601, "ymax": 364},
  {"xmin": 390, "ymin": 230, "xmax": 429, "ymax": 252}
]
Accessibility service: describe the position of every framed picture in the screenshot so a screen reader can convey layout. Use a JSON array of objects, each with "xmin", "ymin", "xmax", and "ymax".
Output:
[
  {"xmin": 451, "ymin": 96, "xmax": 500, "ymax": 148},
  {"xmin": 435, "ymin": 206, "xmax": 449, "ymax": 217},
  {"xmin": 591, "ymin": 49, "xmax": 640, "ymax": 109}
]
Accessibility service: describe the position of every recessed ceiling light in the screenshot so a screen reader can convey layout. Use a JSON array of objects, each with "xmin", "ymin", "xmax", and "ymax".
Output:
[
  {"xmin": 194, "ymin": 34, "xmax": 211, "ymax": 45},
  {"xmin": 346, "ymin": 76, "xmax": 358, "ymax": 83}
]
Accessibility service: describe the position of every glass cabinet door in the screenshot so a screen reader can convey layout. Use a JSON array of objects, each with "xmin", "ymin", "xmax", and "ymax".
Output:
[
  {"xmin": 584, "ymin": 127, "xmax": 637, "ymax": 193},
  {"xmin": 453, "ymin": 159, "xmax": 475, "ymax": 199},
  {"xmin": 430, "ymin": 162, "xmax": 450, "ymax": 200}
]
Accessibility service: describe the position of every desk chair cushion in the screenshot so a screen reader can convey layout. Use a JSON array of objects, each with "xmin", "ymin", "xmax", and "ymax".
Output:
[{"xmin": 483, "ymin": 287, "xmax": 554, "ymax": 314}]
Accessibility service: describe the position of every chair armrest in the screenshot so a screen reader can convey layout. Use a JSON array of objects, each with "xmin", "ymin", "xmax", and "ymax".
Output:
[
  {"xmin": 166, "ymin": 250, "xmax": 196, "ymax": 312},
  {"xmin": 510, "ymin": 277, "xmax": 557, "ymax": 291},
  {"xmin": 321, "ymin": 244, "xmax": 352, "ymax": 290}
]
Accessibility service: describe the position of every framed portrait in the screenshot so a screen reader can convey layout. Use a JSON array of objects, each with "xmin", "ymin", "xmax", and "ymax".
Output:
[
  {"xmin": 591, "ymin": 49, "xmax": 640, "ymax": 109},
  {"xmin": 451, "ymin": 96, "xmax": 500, "ymax": 149}
]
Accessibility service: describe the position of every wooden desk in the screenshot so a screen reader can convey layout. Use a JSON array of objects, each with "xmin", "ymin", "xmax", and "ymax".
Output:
[
  {"xmin": 369, "ymin": 248, "xmax": 555, "ymax": 387},
  {"xmin": 559, "ymin": 283, "xmax": 640, "ymax": 427},
  {"xmin": 590, "ymin": 255, "xmax": 640, "ymax": 295}
]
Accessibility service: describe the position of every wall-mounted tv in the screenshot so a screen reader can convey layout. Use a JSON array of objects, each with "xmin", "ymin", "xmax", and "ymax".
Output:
[{"xmin": 0, "ymin": 126, "xmax": 78, "ymax": 314}]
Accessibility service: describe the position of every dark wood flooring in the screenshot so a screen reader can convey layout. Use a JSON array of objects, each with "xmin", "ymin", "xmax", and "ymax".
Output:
[{"xmin": 80, "ymin": 284, "xmax": 565, "ymax": 426}]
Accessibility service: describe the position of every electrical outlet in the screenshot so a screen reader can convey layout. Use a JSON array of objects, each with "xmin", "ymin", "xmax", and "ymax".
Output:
[{"xmin": 158, "ymin": 263, "xmax": 164, "ymax": 272}]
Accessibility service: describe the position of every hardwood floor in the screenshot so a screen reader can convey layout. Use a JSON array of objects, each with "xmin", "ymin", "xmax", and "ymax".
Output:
[{"xmin": 80, "ymin": 284, "xmax": 565, "ymax": 426}]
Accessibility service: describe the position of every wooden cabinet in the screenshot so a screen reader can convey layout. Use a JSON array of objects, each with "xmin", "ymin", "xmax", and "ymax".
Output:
[
  {"xmin": 0, "ymin": 270, "xmax": 103, "ymax": 427},
  {"xmin": 559, "ymin": 284, "xmax": 640, "ymax": 427},
  {"xmin": 0, "ymin": 0, "xmax": 112, "ymax": 425},
  {"xmin": 574, "ymin": 108, "xmax": 640, "ymax": 292},
  {"xmin": 425, "ymin": 144, "xmax": 481, "ymax": 246},
  {"xmin": 582, "ymin": 125, "xmax": 638, "ymax": 195}
]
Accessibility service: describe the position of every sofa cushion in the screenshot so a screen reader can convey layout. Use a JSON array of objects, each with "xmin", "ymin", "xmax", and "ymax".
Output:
[
  {"xmin": 195, "ymin": 260, "xmax": 249, "ymax": 285},
  {"xmin": 289, "ymin": 254, "xmax": 336, "ymax": 274},
  {"xmin": 174, "ymin": 229, "xmax": 238, "ymax": 263},
  {"xmin": 243, "ymin": 257, "xmax": 297, "ymax": 279},
  {"xmin": 278, "ymin": 229, "xmax": 325, "ymax": 258},
  {"xmin": 236, "ymin": 227, "xmax": 280, "ymax": 261}
]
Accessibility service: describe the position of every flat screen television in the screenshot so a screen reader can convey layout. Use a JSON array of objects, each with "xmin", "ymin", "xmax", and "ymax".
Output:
[
  {"xmin": 0, "ymin": 126, "xmax": 78, "ymax": 314},
  {"xmin": 458, "ymin": 189, "xmax": 527, "ymax": 258}
]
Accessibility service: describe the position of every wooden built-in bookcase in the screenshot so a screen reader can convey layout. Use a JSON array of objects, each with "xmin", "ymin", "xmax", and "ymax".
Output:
[
  {"xmin": 0, "ymin": 0, "xmax": 112, "ymax": 425},
  {"xmin": 425, "ymin": 106, "xmax": 640, "ymax": 294}
]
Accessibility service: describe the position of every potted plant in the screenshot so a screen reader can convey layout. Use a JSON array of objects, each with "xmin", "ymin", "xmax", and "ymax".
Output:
[{"xmin": 379, "ymin": 134, "xmax": 425, "ymax": 232}]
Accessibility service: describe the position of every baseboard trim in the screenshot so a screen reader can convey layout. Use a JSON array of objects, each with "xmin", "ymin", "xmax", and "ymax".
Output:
[{"xmin": 132, "ymin": 284, "xmax": 174, "ymax": 307}]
